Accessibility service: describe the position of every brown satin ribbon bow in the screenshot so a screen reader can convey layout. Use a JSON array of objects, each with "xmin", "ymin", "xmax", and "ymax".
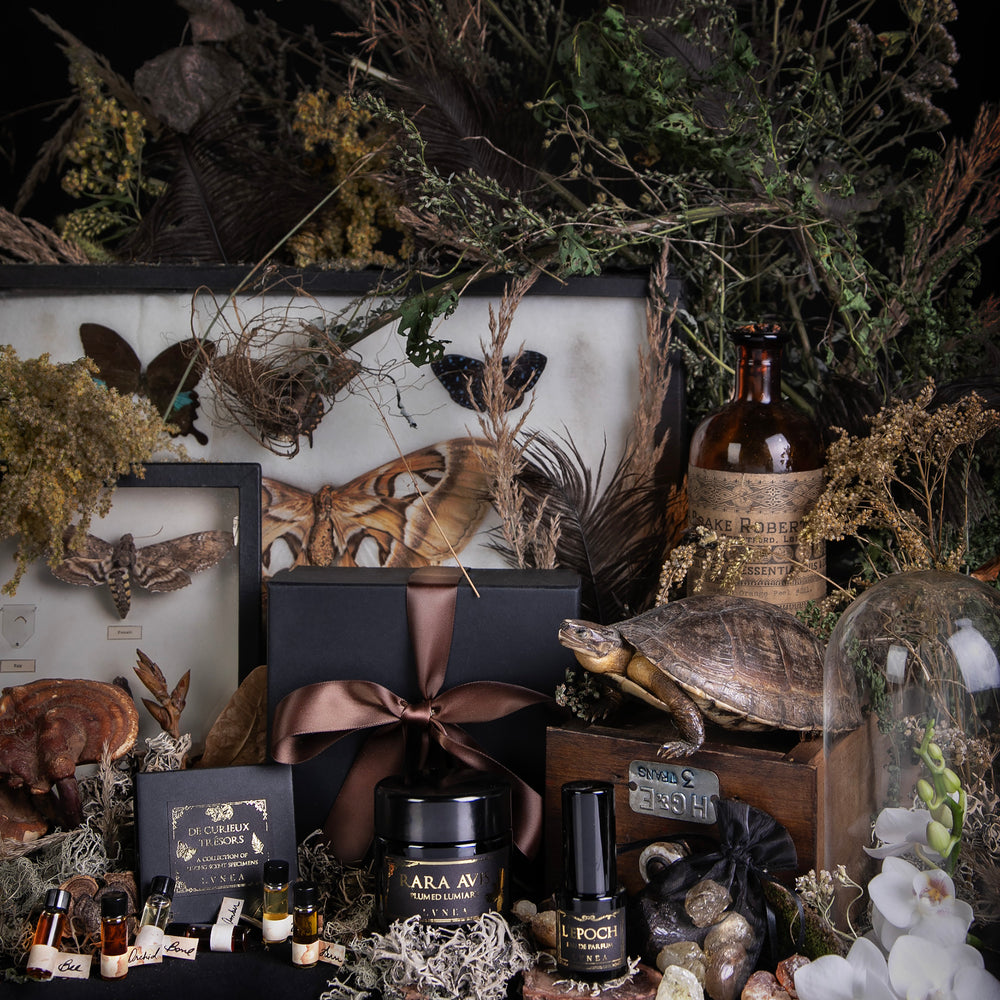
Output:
[{"xmin": 270, "ymin": 566, "xmax": 553, "ymax": 863}]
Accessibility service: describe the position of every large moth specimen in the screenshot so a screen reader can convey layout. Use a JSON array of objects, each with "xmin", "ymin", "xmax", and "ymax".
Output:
[
  {"xmin": 261, "ymin": 438, "xmax": 493, "ymax": 570},
  {"xmin": 50, "ymin": 527, "xmax": 234, "ymax": 618}
]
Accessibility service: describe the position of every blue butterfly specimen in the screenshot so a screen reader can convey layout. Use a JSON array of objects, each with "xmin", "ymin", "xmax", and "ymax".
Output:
[
  {"xmin": 80, "ymin": 323, "xmax": 215, "ymax": 446},
  {"xmin": 430, "ymin": 350, "xmax": 547, "ymax": 411}
]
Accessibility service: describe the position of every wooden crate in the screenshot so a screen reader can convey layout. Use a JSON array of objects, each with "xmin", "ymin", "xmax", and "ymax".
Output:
[{"xmin": 545, "ymin": 711, "xmax": 880, "ymax": 896}]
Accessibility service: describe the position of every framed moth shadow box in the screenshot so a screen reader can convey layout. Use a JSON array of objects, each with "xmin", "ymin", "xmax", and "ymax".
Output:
[{"xmin": 0, "ymin": 462, "xmax": 262, "ymax": 745}]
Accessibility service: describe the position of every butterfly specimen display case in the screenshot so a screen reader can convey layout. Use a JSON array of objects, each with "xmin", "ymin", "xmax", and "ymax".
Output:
[{"xmin": 0, "ymin": 265, "xmax": 657, "ymax": 756}]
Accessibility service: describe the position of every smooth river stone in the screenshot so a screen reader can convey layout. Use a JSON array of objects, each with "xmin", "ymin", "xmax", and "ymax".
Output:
[
  {"xmin": 703, "ymin": 912, "xmax": 754, "ymax": 955},
  {"xmin": 703, "ymin": 942, "xmax": 750, "ymax": 1000},
  {"xmin": 684, "ymin": 879, "xmax": 732, "ymax": 928},
  {"xmin": 740, "ymin": 971, "xmax": 791, "ymax": 999},
  {"xmin": 655, "ymin": 965, "xmax": 704, "ymax": 1000},
  {"xmin": 656, "ymin": 941, "xmax": 707, "ymax": 984}
]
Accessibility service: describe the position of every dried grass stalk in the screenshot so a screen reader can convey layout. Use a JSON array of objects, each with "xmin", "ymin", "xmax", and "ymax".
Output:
[
  {"xmin": 0, "ymin": 207, "xmax": 89, "ymax": 264},
  {"xmin": 470, "ymin": 269, "xmax": 560, "ymax": 568}
]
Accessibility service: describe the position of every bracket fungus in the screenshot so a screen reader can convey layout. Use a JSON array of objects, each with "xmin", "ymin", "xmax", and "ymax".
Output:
[{"xmin": 0, "ymin": 678, "xmax": 139, "ymax": 827}]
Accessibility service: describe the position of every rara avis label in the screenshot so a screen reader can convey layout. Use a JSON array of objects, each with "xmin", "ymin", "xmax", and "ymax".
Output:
[
  {"xmin": 381, "ymin": 852, "xmax": 507, "ymax": 924},
  {"xmin": 687, "ymin": 466, "xmax": 826, "ymax": 611}
]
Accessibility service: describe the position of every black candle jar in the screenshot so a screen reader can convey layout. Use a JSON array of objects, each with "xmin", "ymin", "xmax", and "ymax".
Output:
[{"xmin": 374, "ymin": 772, "xmax": 512, "ymax": 927}]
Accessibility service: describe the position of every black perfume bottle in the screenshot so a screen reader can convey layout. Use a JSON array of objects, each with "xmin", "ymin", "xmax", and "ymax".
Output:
[{"xmin": 555, "ymin": 781, "xmax": 627, "ymax": 980}]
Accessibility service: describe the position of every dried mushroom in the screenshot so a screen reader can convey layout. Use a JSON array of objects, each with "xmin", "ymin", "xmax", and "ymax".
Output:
[
  {"xmin": 0, "ymin": 678, "xmax": 139, "ymax": 825},
  {"xmin": 61, "ymin": 872, "xmax": 138, "ymax": 943},
  {"xmin": 0, "ymin": 783, "xmax": 49, "ymax": 842}
]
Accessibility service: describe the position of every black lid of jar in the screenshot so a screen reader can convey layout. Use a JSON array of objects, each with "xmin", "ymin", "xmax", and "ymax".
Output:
[
  {"xmin": 264, "ymin": 859, "xmax": 289, "ymax": 883},
  {"xmin": 374, "ymin": 771, "xmax": 512, "ymax": 844},
  {"xmin": 149, "ymin": 875, "xmax": 175, "ymax": 897},
  {"xmin": 44, "ymin": 888, "xmax": 71, "ymax": 913},
  {"xmin": 730, "ymin": 322, "xmax": 788, "ymax": 346},
  {"xmin": 102, "ymin": 890, "xmax": 129, "ymax": 918},
  {"xmin": 292, "ymin": 881, "xmax": 317, "ymax": 907},
  {"xmin": 561, "ymin": 780, "xmax": 618, "ymax": 897}
]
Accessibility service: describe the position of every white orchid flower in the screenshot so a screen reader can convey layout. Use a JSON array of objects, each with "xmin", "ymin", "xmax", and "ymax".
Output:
[
  {"xmin": 868, "ymin": 856, "xmax": 973, "ymax": 951},
  {"xmin": 865, "ymin": 807, "xmax": 942, "ymax": 861},
  {"xmin": 793, "ymin": 937, "xmax": 898, "ymax": 1000},
  {"xmin": 887, "ymin": 934, "xmax": 1000, "ymax": 999}
]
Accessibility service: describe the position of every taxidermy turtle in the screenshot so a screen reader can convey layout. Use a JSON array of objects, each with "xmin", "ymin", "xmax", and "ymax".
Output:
[{"xmin": 558, "ymin": 595, "xmax": 861, "ymax": 758}]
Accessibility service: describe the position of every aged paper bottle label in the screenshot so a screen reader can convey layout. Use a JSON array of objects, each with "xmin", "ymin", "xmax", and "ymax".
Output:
[{"xmin": 687, "ymin": 466, "xmax": 826, "ymax": 611}]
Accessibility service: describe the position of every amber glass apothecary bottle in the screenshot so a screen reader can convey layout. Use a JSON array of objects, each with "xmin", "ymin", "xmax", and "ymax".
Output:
[{"xmin": 687, "ymin": 323, "xmax": 826, "ymax": 612}]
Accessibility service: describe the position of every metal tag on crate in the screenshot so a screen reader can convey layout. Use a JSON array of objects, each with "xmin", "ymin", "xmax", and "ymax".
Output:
[{"xmin": 628, "ymin": 760, "xmax": 719, "ymax": 825}]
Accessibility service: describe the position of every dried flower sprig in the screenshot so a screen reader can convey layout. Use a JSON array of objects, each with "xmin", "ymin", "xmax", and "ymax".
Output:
[
  {"xmin": 799, "ymin": 381, "xmax": 1000, "ymax": 579},
  {"xmin": 0, "ymin": 347, "xmax": 177, "ymax": 594}
]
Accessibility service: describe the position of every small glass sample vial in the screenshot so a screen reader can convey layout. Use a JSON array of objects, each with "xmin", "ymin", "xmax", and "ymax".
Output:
[
  {"xmin": 262, "ymin": 858, "xmax": 292, "ymax": 943},
  {"xmin": 134, "ymin": 875, "xmax": 175, "ymax": 958},
  {"xmin": 166, "ymin": 922, "xmax": 262, "ymax": 952},
  {"xmin": 374, "ymin": 771, "xmax": 511, "ymax": 927},
  {"xmin": 25, "ymin": 888, "xmax": 71, "ymax": 981},
  {"xmin": 291, "ymin": 880, "xmax": 320, "ymax": 968},
  {"xmin": 100, "ymin": 890, "xmax": 130, "ymax": 981}
]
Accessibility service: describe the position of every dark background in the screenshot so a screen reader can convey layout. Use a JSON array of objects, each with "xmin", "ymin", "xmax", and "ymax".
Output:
[{"xmin": 1, "ymin": 0, "xmax": 997, "ymax": 232}]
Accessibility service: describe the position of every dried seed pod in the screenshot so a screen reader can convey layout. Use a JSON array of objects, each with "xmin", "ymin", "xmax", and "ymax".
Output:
[{"xmin": 0, "ymin": 678, "xmax": 139, "ymax": 825}]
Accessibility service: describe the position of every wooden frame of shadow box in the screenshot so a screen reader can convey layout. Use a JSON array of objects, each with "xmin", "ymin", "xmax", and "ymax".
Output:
[{"xmin": 545, "ymin": 710, "xmax": 881, "ymax": 896}]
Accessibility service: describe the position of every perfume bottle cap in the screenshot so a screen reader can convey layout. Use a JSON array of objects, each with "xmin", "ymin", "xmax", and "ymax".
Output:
[
  {"xmin": 561, "ymin": 780, "xmax": 618, "ymax": 898},
  {"xmin": 43, "ymin": 888, "xmax": 71, "ymax": 913},
  {"xmin": 292, "ymin": 880, "xmax": 317, "ymax": 909},
  {"xmin": 264, "ymin": 859, "xmax": 289, "ymax": 884},
  {"xmin": 101, "ymin": 890, "xmax": 129, "ymax": 919},
  {"xmin": 374, "ymin": 772, "xmax": 511, "ymax": 845},
  {"xmin": 148, "ymin": 875, "xmax": 175, "ymax": 898}
]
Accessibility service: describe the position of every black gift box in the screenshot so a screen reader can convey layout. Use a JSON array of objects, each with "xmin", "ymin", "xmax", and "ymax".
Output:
[
  {"xmin": 134, "ymin": 763, "xmax": 298, "ymax": 924},
  {"xmin": 265, "ymin": 567, "xmax": 581, "ymax": 844}
]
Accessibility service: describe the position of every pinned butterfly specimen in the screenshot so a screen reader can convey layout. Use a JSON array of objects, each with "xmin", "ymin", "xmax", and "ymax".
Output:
[
  {"xmin": 80, "ymin": 323, "xmax": 215, "ymax": 446},
  {"xmin": 430, "ymin": 350, "xmax": 546, "ymax": 411},
  {"xmin": 50, "ymin": 527, "xmax": 234, "ymax": 619},
  {"xmin": 261, "ymin": 438, "xmax": 493, "ymax": 571}
]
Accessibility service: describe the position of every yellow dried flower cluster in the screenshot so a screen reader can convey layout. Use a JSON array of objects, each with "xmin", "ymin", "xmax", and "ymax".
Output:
[
  {"xmin": 288, "ymin": 89, "xmax": 413, "ymax": 269},
  {"xmin": 800, "ymin": 381, "xmax": 1000, "ymax": 577},
  {"xmin": 59, "ymin": 60, "xmax": 165, "ymax": 255},
  {"xmin": 0, "ymin": 347, "xmax": 176, "ymax": 593},
  {"xmin": 656, "ymin": 525, "xmax": 759, "ymax": 603}
]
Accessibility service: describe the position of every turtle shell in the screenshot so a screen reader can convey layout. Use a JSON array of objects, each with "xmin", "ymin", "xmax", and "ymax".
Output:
[{"xmin": 616, "ymin": 595, "xmax": 861, "ymax": 732}]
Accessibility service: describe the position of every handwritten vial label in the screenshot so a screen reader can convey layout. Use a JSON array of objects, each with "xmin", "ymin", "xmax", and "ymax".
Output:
[
  {"xmin": 162, "ymin": 935, "xmax": 199, "ymax": 960},
  {"xmin": 26, "ymin": 943, "xmax": 58, "ymax": 978},
  {"xmin": 53, "ymin": 952, "xmax": 92, "ymax": 979},
  {"xmin": 216, "ymin": 897, "xmax": 245, "ymax": 926},
  {"xmin": 263, "ymin": 913, "xmax": 293, "ymax": 942},
  {"xmin": 100, "ymin": 951, "xmax": 129, "ymax": 979},
  {"xmin": 556, "ymin": 909, "xmax": 627, "ymax": 973},
  {"xmin": 133, "ymin": 925, "xmax": 165, "ymax": 963},
  {"xmin": 292, "ymin": 939, "xmax": 319, "ymax": 967},
  {"xmin": 319, "ymin": 941, "xmax": 347, "ymax": 967}
]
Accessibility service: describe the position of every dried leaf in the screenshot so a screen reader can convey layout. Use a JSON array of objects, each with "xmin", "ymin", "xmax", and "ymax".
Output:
[
  {"xmin": 133, "ymin": 46, "xmax": 243, "ymax": 133},
  {"xmin": 197, "ymin": 664, "xmax": 268, "ymax": 768},
  {"xmin": 178, "ymin": 0, "xmax": 247, "ymax": 43}
]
